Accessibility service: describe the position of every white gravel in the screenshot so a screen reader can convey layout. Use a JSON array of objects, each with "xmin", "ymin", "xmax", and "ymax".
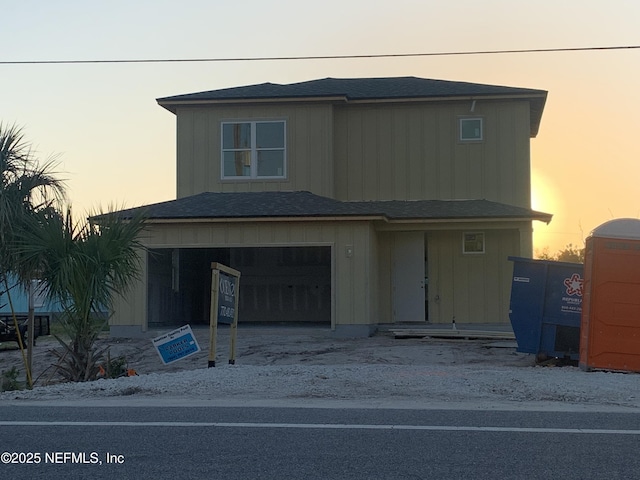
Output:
[
  {"xmin": 3, "ymin": 362, "xmax": 639, "ymax": 411},
  {"xmin": 1, "ymin": 328, "xmax": 639, "ymax": 411}
]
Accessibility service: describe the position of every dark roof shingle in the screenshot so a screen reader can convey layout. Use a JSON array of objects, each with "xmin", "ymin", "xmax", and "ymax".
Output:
[
  {"xmin": 158, "ymin": 76, "xmax": 545, "ymax": 102},
  {"xmin": 157, "ymin": 76, "xmax": 547, "ymax": 136},
  {"xmin": 113, "ymin": 191, "xmax": 551, "ymax": 223}
]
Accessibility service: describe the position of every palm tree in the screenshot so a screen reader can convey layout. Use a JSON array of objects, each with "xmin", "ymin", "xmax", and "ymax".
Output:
[
  {"xmin": 0, "ymin": 123, "xmax": 65, "ymax": 386},
  {"xmin": 0, "ymin": 122, "xmax": 65, "ymax": 282},
  {"xmin": 18, "ymin": 207, "xmax": 147, "ymax": 381},
  {"xmin": 1, "ymin": 123, "xmax": 146, "ymax": 382}
]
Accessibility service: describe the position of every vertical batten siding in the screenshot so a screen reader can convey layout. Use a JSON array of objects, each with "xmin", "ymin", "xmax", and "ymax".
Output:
[
  {"xmin": 193, "ymin": 109, "xmax": 211, "ymax": 195},
  {"xmin": 403, "ymin": 109, "xmax": 421, "ymax": 199},
  {"xmin": 112, "ymin": 221, "xmax": 376, "ymax": 331},
  {"xmin": 426, "ymin": 227, "xmax": 524, "ymax": 324},
  {"xmin": 175, "ymin": 112, "xmax": 193, "ymax": 199},
  {"xmin": 438, "ymin": 106, "xmax": 455, "ymax": 200},
  {"xmin": 376, "ymin": 232, "xmax": 393, "ymax": 323},
  {"xmin": 175, "ymin": 104, "xmax": 333, "ymax": 199},
  {"xmin": 483, "ymin": 103, "xmax": 500, "ymax": 205},
  {"xmin": 428, "ymin": 232, "xmax": 455, "ymax": 324},
  {"xmin": 332, "ymin": 111, "xmax": 347, "ymax": 199},
  {"xmin": 513, "ymin": 102, "xmax": 532, "ymax": 208},
  {"xmin": 422, "ymin": 111, "xmax": 440, "ymax": 199},
  {"xmin": 376, "ymin": 108, "xmax": 394, "ymax": 200},
  {"xmin": 111, "ymin": 248, "xmax": 147, "ymax": 328},
  {"xmin": 334, "ymin": 100, "xmax": 532, "ymax": 205},
  {"xmin": 391, "ymin": 109, "xmax": 405, "ymax": 199},
  {"xmin": 495, "ymin": 104, "xmax": 516, "ymax": 205},
  {"xmin": 368, "ymin": 226, "xmax": 380, "ymax": 325},
  {"xmin": 492, "ymin": 101, "xmax": 531, "ymax": 208},
  {"xmin": 346, "ymin": 108, "xmax": 365, "ymax": 200}
]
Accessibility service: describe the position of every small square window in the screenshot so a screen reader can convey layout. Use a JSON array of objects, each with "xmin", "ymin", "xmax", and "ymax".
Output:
[
  {"xmin": 463, "ymin": 232, "xmax": 485, "ymax": 254},
  {"xmin": 459, "ymin": 118, "xmax": 483, "ymax": 142}
]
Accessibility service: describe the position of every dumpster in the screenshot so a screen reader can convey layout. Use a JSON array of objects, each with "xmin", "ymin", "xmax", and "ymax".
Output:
[
  {"xmin": 508, "ymin": 256, "xmax": 584, "ymax": 360},
  {"xmin": 580, "ymin": 218, "xmax": 640, "ymax": 372}
]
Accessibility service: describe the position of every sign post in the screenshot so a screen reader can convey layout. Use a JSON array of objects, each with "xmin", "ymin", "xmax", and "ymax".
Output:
[{"xmin": 208, "ymin": 262, "xmax": 241, "ymax": 367}]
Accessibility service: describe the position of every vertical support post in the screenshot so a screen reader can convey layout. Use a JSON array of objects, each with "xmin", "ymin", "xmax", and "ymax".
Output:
[
  {"xmin": 27, "ymin": 281, "xmax": 34, "ymax": 388},
  {"xmin": 229, "ymin": 316, "xmax": 237, "ymax": 365},
  {"xmin": 229, "ymin": 273, "xmax": 241, "ymax": 365},
  {"xmin": 208, "ymin": 268, "xmax": 219, "ymax": 368}
]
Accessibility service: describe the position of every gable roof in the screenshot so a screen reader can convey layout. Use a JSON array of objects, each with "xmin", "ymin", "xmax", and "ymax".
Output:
[
  {"xmin": 112, "ymin": 191, "xmax": 552, "ymax": 224},
  {"xmin": 157, "ymin": 76, "xmax": 547, "ymax": 136}
]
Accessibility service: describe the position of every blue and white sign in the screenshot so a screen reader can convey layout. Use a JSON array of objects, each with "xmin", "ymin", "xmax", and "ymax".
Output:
[{"xmin": 152, "ymin": 325, "xmax": 201, "ymax": 365}]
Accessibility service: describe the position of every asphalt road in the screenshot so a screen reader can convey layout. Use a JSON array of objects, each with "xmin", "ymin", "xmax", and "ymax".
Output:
[{"xmin": 1, "ymin": 406, "xmax": 640, "ymax": 479}]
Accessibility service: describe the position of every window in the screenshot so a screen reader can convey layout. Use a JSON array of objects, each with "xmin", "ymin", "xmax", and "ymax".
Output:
[
  {"xmin": 459, "ymin": 117, "xmax": 483, "ymax": 142},
  {"xmin": 463, "ymin": 232, "xmax": 485, "ymax": 254},
  {"xmin": 222, "ymin": 121, "xmax": 286, "ymax": 178}
]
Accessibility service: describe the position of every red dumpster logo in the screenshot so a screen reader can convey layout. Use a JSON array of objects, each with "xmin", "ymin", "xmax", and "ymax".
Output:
[{"xmin": 564, "ymin": 273, "xmax": 583, "ymax": 297}]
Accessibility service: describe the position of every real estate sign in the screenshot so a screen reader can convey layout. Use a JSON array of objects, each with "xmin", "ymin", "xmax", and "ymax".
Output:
[
  {"xmin": 208, "ymin": 262, "xmax": 241, "ymax": 367},
  {"xmin": 216, "ymin": 269, "xmax": 238, "ymax": 325},
  {"xmin": 152, "ymin": 324, "xmax": 201, "ymax": 365}
]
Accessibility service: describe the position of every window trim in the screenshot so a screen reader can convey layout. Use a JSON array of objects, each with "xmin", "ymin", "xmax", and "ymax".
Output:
[
  {"xmin": 458, "ymin": 117, "xmax": 484, "ymax": 142},
  {"xmin": 221, "ymin": 120, "xmax": 287, "ymax": 180},
  {"xmin": 462, "ymin": 232, "xmax": 485, "ymax": 254}
]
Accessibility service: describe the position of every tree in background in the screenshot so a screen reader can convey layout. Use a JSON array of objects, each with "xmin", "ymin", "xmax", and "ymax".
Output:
[{"xmin": 535, "ymin": 243, "xmax": 585, "ymax": 263}]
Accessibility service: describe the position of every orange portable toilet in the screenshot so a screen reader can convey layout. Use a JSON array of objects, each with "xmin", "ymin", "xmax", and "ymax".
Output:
[{"xmin": 580, "ymin": 218, "xmax": 640, "ymax": 372}]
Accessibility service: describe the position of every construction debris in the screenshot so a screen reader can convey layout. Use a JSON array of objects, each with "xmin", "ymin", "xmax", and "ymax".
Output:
[{"xmin": 389, "ymin": 328, "xmax": 515, "ymax": 341}]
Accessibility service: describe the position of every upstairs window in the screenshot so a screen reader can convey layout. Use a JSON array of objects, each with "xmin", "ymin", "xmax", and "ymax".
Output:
[
  {"xmin": 459, "ymin": 117, "xmax": 483, "ymax": 142},
  {"xmin": 222, "ymin": 121, "xmax": 286, "ymax": 179}
]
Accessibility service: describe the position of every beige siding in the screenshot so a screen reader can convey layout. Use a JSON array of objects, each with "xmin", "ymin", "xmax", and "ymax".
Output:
[
  {"xmin": 111, "ymin": 249, "xmax": 147, "ymax": 327},
  {"xmin": 427, "ymin": 226, "xmax": 523, "ymax": 324},
  {"xmin": 333, "ymin": 100, "xmax": 532, "ymax": 207},
  {"xmin": 112, "ymin": 220, "xmax": 534, "ymax": 330},
  {"xmin": 175, "ymin": 104, "xmax": 334, "ymax": 199},
  {"xmin": 118, "ymin": 94, "xmax": 540, "ymax": 333},
  {"xmin": 111, "ymin": 220, "xmax": 377, "ymax": 331}
]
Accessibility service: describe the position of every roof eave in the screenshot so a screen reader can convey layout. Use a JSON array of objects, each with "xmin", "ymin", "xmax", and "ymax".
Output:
[
  {"xmin": 156, "ymin": 95, "xmax": 349, "ymax": 114},
  {"xmin": 130, "ymin": 212, "xmax": 552, "ymax": 225},
  {"xmin": 157, "ymin": 92, "xmax": 548, "ymax": 135},
  {"xmin": 137, "ymin": 215, "xmax": 384, "ymax": 224},
  {"xmin": 383, "ymin": 215, "xmax": 552, "ymax": 224}
]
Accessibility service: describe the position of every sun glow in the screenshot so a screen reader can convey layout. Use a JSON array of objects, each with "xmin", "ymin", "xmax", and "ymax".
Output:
[{"xmin": 531, "ymin": 170, "xmax": 561, "ymax": 253}]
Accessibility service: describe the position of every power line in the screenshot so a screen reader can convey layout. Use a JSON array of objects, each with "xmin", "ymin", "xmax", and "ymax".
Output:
[{"xmin": 1, "ymin": 45, "xmax": 639, "ymax": 65}]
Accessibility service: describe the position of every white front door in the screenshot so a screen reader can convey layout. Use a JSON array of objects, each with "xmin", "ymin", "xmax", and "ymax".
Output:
[{"xmin": 392, "ymin": 232, "xmax": 425, "ymax": 323}]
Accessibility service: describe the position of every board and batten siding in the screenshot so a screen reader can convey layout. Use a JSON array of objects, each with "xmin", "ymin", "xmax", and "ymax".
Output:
[
  {"xmin": 110, "ymin": 220, "xmax": 379, "ymax": 332},
  {"xmin": 426, "ymin": 226, "xmax": 524, "ymax": 325},
  {"xmin": 333, "ymin": 100, "xmax": 532, "ymax": 208},
  {"xmin": 175, "ymin": 104, "xmax": 334, "ymax": 199}
]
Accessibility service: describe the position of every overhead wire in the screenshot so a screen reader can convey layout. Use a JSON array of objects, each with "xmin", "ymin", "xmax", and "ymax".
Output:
[{"xmin": 1, "ymin": 45, "xmax": 639, "ymax": 65}]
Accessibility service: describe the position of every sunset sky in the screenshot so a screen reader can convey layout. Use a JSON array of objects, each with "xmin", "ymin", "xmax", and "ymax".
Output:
[{"xmin": 3, "ymin": 1, "xmax": 639, "ymax": 255}]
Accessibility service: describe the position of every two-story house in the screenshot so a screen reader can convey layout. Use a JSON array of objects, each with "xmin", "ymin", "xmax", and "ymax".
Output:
[{"xmin": 110, "ymin": 77, "xmax": 551, "ymax": 337}]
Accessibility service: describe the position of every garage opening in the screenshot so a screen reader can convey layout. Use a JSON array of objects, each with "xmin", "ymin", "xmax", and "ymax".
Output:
[{"xmin": 147, "ymin": 246, "xmax": 331, "ymax": 328}]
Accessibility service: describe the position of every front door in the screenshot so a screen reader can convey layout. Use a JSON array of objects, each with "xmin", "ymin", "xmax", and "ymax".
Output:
[{"xmin": 392, "ymin": 232, "xmax": 425, "ymax": 323}]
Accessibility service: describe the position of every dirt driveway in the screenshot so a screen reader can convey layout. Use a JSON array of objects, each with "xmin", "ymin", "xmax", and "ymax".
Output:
[{"xmin": 0, "ymin": 324, "xmax": 529, "ymax": 387}]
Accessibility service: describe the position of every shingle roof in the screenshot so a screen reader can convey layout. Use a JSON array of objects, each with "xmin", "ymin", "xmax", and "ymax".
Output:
[
  {"xmin": 157, "ymin": 76, "xmax": 547, "ymax": 136},
  {"xmin": 158, "ymin": 77, "xmax": 545, "ymax": 102},
  {"xmin": 112, "ymin": 191, "xmax": 551, "ymax": 223}
]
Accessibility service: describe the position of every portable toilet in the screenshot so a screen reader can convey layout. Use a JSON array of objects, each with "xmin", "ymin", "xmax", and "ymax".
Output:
[{"xmin": 580, "ymin": 218, "xmax": 640, "ymax": 372}]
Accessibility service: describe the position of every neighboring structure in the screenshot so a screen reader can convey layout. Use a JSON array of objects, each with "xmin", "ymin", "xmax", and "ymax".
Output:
[
  {"xmin": 0, "ymin": 277, "xmax": 57, "ymax": 320},
  {"xmin": 111, "ymin": 77, "xmax": 551, "ymax": 337}
]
